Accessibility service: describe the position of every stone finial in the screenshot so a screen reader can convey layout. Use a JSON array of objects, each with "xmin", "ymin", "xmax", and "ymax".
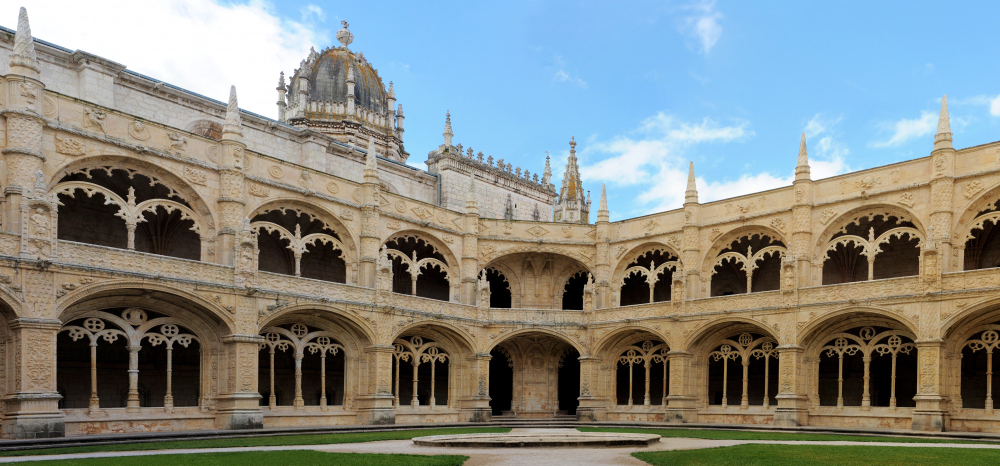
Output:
[
  {"xmin": 10, "ymin": 7, "xmax": 39, "ymax": 73},
  {"xmin": 346, "ymin": 64, "xmax": 355, "ymax": 84},
  {"xmin": 337, "ymin": 20, "xmax": 354, "ymax": 48},
  {"xmin": 685, "ymin": 161, "xmax": 699, "ymax": 204},
  {"xmin": 934, "ymin": 94, "xmax": 953, "ymax": 151},
  {"xmin": 599, "ymin": 184, "xmax": 608, "ymax": 212},
  {"xmin": 277, "ymin": 71, "xmax": 286, "ymax": 89},
  {"xmin": 795, "ymin": 132, "xmax": 810, "ymax": 181},
  {"xmin": 397, "ymin": 104, "xmax": 403, "ymax": 116},
  {"xmin": 443, "ymin": 111, "xmax": 453, "ymax": 146},
  {"xmin": 543, "ymin": 153, "xmax": 552, "ymax": 185},
  {"xmin": 387, "ymin": 81, "xmax": 395, "ymax": 99},
  {"xmin": 223, "ymin": 85, "xmax": 243, "ymax": 137}
]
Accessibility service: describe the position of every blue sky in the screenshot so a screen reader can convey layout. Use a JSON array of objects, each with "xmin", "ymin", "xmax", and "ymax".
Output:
[{"xmin": 16, "ymin": 1, "xmax": 1000, "ymax": 220}]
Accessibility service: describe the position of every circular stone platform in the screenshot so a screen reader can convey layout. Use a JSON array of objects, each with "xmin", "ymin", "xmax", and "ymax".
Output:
[{"xmin": 412, "ymin": 431, "xmax": 661, "ymax": 448}]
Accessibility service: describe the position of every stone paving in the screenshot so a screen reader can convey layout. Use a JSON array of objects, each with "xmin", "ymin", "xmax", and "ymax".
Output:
[{"xmin": 4, "ymin": 428, "xmax": 1000, "ymax": 465}]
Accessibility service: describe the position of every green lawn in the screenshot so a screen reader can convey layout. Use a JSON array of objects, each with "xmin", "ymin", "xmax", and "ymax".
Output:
[
  {"xmin": 28, "ymin": 451, "xmax": 467, "ymax": 466},
  {"xmin": 633, "ymin": 444, "xmax": 1000, "ymax": 466},
  {"xmin": 0, "ymin": 428, "xmax": 509, "ymax": 457},
  {"xmin": 580, "ymin": 427, "xmax": 991, "ymax": 444}
]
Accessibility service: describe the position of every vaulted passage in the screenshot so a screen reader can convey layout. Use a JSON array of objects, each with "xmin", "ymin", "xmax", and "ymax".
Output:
[
  {"xmin": 490, "ymin": 333, "xmax": 579, "ymax": 418},
  {"xmin": 253, "ymin": 208, "xmax": 347, "ymax": 283}
]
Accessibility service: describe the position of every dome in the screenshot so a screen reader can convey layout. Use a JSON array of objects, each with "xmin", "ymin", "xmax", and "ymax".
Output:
[{"xmin": 291, "ymin": 47, "xmax": 388, "ymax": 115}]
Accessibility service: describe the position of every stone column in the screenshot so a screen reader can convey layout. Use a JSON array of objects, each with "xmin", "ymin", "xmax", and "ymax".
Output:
[
  {"xmin": 460, "ymin": 177, "xmax": 480, "ymax": 306},
  {"xmin": 216, "ymin": 86, "xmax": 247, "ymax": 267},
  {"xmin": 664, "ymin": 350, "xmax": 697, "ymax": 422},
  {"xmin": 214, "ymin": 334, "xmax": 264, "ymax": 430},
  {"xmin": 576, "ymin": 356, "xmax": 606, "ymax": 421},
  {"xmin": 356, "ymin": 345, "xmax": 396, "ymax": 425},
  {"xmin": 792, "ymin": 134, "xmax": 814, "ymax": 287},
  {"xmin": 594, "ymin": 185, "xmax": 611, "ymax": 309},
  {"xmin": 773, "ymin": 344, "xmax": 809, "ymax": 427},
  {"xmin": 682, "ymin": 163, "xmax": 702, "ymax": 299},
  {"xmin": 912, "ymin": 339, "xmax": 947, "ymax": 432},
  {"xmin": 928, "ymin": 96, "xmax": 955, "ymax": 275},
  {"xmin": 358, "ymin": 140, "xmax": 382, "ymax": 288},
  {"xmin": 2, "ymin": 9, "xmax": 45, "ymax": 238},
  {"xmin": 458, "ymin": 353, "xmax": 492, "ymax": 422},
  {"xmin": 1, "ymin": 318, "xmax": 64, "ymax": 439}
]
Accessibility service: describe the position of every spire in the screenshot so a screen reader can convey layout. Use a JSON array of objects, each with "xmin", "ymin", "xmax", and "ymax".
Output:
[
  {"xmin": 443, "ymin": 111, "xmax": 453, "ymax": 146},
  {"xmin": 597, "ymin": 184, "xmax": 609, "ymax": 223},
  {"xmin": 10, "ymin": 7, "xmax": 39, "ymax": 74},
  {"xmin": 555, "ymin": 137, "xmax": 590, "ymax": 223},
  {"xmin": 934, "ymin": 94, "xmax": 953, "ymax": 151},
  {"xmin": 542, "ymin": 152, "xmax": 552, "ymax": 185},
  {"xmin": 223, "ymin": 85, "xmax": 242, "ymax": 138},
  {"xmin": 795, "ymin": 132, "xmax": 810, "ymax": 181},
  {"xmin": 685, "ymin": 161, "xmax": 699, "ymax": 204}
]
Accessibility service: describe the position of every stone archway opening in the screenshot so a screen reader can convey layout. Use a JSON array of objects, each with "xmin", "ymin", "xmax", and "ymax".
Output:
[{"xmin": 490, "ymin": 332, "xmax": 580, "ymax": 418}]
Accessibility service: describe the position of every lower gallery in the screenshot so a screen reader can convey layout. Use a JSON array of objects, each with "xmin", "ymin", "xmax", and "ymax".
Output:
[{"xmin": 0, "ymin": 7, "xmax": 999, "ymax": 439}]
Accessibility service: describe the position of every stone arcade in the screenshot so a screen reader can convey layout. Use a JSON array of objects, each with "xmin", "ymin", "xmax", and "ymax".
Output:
[{"xmin": 0, "ymin": 7, "xmax": 999, "ymax": 439}]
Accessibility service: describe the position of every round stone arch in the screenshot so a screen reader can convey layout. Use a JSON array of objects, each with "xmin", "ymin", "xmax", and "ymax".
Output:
[
  {"xmin": 383, "ymin": 230, "xmax": 461, "ymax": 273},
  {"xmin": 55, "ymin": 280, "xmax": 234, "ymax": 335},
  {"xmin": 686, "ymin": 317, "xmax": 781, "ymax": 354},
  {"xmin": 56, "ymin": 284, "xmax": 233, "ymax": 410},
  {"xmin": 478, "ymin": 260, "xmax": 519, "ymax": 307},
  {"xmin": 478, "ymin": 245, "xmax": 595, "ymax": 272},
  {"xmin": 554, "ymin": 260, "xmax": 593, "ymax": 309},
  {"xmin": 941, "ymin": 297, "xmax": 1000, "ymax": 348},
  {"xmin": 812, "ymin": 203, "xmax": 926, "ymax": 260},
  {"xmin": 953, "ymin": 180, "xmax": 1000, "ymax": 236},
  {"xmin": 700, "ymin": 224, "xmax": 789, "ymax": 279},
  {"xmin": 247, "ymin": 198, "xmax": 359, "ymax": 264},
  {"xmin": 50, "ymin": 154, "xmax": 219, "ymax": 235},
  {"xmin": 484, "ymin": 327, "xmax": 586, "ymax": 356},
  {"xmin": 798, "ymin": 307, "xmax": 918, "ymax": 355},
  {"xmin": 610, "ymin": 241, "xmax": 683, "ymax": 288},
  {"xmin": 392, "ymin": 322, "xmax": 480, "ymax": 409},
  {"xmin": 0, "ymin": 284, "xmax": 22, "ymax": 320},
  {"xmin": 593, "ymin": 325, "xmax": 673, "ymax": 362},
  {"xmin": 258, "ymin": 304, "xmax": 376, "ymax": 353},
  {"xmin": 796, "ymin": 308, "xmax": 919, "ymax": 410}
]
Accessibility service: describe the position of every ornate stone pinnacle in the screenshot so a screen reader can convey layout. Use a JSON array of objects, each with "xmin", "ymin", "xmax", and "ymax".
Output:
[
  {"xmin": 337, "ymin": 20, "xmax": 354, "ymax": 48},
  {"xmin": 599, "ymin": 184, "xmax": 608, "ymax": 213},
  {"xmin": 443, "ymin": 111, "xmax": 453, "ymax": 146},
  {"xmin": 11, "ymin": 7, "xmax": 39, "ymax": 73},
  {"xmin": 796, "ymin": 132, "xmax": 810, "ymax": 180},
  {"xmin": 277, "ymin": 71, "xmax": 285, "ymax": 89},
  {"xmin": 387, "ymin": 81, "xmax": 395, "ymax": 98},
  {"xmin": 224, "ymin": 85, "xmax": 242, "ymax": 136},
  {"xmin": 685, "ymin": 161, "xmax": 699, "ymax": 204},
  {"xmin": 934, "ymin": 94, "xmax": 953, "ymax": 151}
]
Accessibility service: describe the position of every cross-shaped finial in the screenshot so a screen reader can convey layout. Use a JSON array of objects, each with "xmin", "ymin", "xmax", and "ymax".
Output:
[{"xmin": 342, "ymin": 20, "xmax": 349, "ymax": 29}]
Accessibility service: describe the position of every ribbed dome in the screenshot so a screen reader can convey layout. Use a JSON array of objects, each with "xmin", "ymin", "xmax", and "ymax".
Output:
[{"xmin": 290, "ymin": 47, "xmax": 388, "ymax": 115}]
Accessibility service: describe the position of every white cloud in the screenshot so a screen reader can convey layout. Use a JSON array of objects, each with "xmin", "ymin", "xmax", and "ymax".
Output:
[
  {"xmin": 680, "ymin": 0, "xmax": 722, "ymax": 54},
  {"xmin": 991, "ymin": 96, "xmax": 1000, "ymax": 117},
  {"xmin": 575, "ymin": 112, "xmax": 850, "ymax": 216},
  {"xmin": 872, "ymin": 111, "xmax": 937, "ymax": 148},
  {"xmin": 553, "ymin": 70, "xmax": 587, "ymax": 89},
  {"xmin": 300, "ymin": 4, "xmax": 325, "ymax": 22},
  {"xmin": 17, "ymin": 0, "xmax": 328, "ymax": 118}
]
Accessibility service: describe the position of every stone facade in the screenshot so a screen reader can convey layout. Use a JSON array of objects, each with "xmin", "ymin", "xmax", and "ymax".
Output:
[{"xmin": 0, "ymin": 8, "xmax": 999, "ymax": 439}]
